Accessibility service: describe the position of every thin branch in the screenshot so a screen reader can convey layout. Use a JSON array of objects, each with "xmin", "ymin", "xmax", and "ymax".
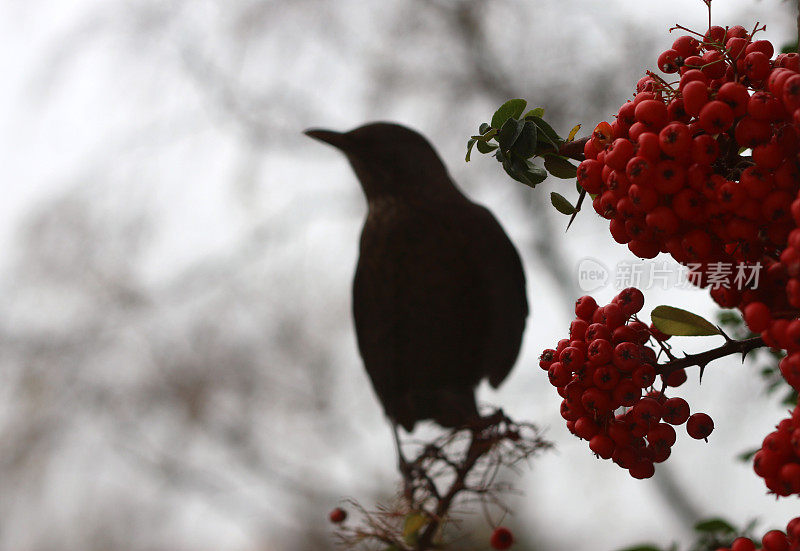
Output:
[{"xmin": 655, "ymin": 336, "xmax": 765, "ymax": 378}]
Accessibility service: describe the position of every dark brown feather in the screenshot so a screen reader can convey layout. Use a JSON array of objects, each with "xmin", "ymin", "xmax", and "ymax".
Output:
[{"xmin": 306, "ymin": 122, "xmax": 528, "ymax": 431}]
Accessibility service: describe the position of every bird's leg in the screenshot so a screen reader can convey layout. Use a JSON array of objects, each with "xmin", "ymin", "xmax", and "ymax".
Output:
[
  {"xmin": 469, "ymin": 407, "xmax": 505, "ymax": 434},
  {"xmin": 392, "ymin": 422, "xmax": 415, "ymax": 501}
]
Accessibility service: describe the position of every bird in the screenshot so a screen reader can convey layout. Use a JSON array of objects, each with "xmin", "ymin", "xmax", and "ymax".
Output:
[{"xmin": 305, "ymin": 122, "xmax": 528, "ymax": 434}]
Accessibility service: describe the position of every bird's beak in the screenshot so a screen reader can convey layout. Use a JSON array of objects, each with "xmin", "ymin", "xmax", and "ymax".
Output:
[{"xmin": 304, "ymin": 128, "xmax": 353, "ymax": 152}]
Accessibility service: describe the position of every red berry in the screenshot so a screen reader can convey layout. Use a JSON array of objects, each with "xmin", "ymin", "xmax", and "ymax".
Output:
[
  {"xmin": 613, "ymin": 380, "xmax": 642, "ymax": 406},
  {"xmin": 647, "ymin": 422, "xmax": 677, "ymax": 448},
  {"xmin": 681, "ymin": 80, "xmax": 709, "ymax": 116},
  {"xmin": 673, "ymin": 35, "xmax": 700, "ymax": 58},
  {"xmin": 586, "ymin": 323, "xmax": 612, "ymax": 342},
  {"xmin": 769, "ymin": 68, "xmax": 792, "ymax": 96},
  {"xmin": 686, "ymin": 412, "xmax": 714, "ymax": 439},
  {"xmin": 575, "ymin": 295, "xmax": 598, "ymax": 321},
  {"xmin": 581, "ymin": 387, "xmax": 613, "ymax": 415},
  {"xmin": 679, "ymin": 69, "xmax": 708, "ymax": 90},
  {"xmin": 735, "ymin": 116, "xmax": 772, "ymax": 147},
  {"xmin": 726, "ymin": 36, "xmax": 748, "ymax": 59},
  {"xmin": 577, "ymin": 159, "xmax": 603, "ymax": 193},
  {"xmin": 574, "ymin": 415, "xmax": 600, "ymax": 440},
  {"xmin": 743, "ymin": 51, "xmax": 771, "ymax": 81},
  {"xmin": 659, "ymin": 123, "xmax": 691, "ymax": 158},
  {"xmin": 762, "ymin": 530, "xmax": 789, "ymax": 551},
  {"xmin": 589, "ymin": 434, "xmax": 616, "ymax": 459},
  {"xmin": 629, "ymin": 458, "xmax": 655, "ymax": 479},
  {"xmin": 778, "ymin": 462, "xmax": 800, "ymax": 493},
  {"xmin": 663, "ymin": 397, "xmax": 690, "ymax": 425},
  {"xmin": 698, "ymin": 100, "xmax": 734, "ymax": 134},
  {"xmin": 329, "ymin": 507, "xmax": 347, "ymax": 524},
  {"xmin": 606, "ymin": 138, "xmax": 636, "ymax": 171},
  {"xmin": 658, "ymin": 49, "xmax": 682, "ymax": 73},
  {"xmin": 701, "ymin": 49, "xmax": 727, "ymax": 79},
  {"xmin": 632, "ymin": 363, "xmax": 656, "ymax": 388},
  {"xmin": 635, "ymin": 100, "xmax": 669, "ymax": 129},
  {"xmin": 703, "ymin": 26, "xmax": 726, "ymax": 46},
  {"xmin": 691, "ymin": 134, "xmax": 719, "ymax": 165},
  {"xmin": 784, "ymin": 75, "xmax": 800, "ymax": 111},
  {"xmin": 731, "ymin": 537, "xmax": 757, "ymax": 551},
  {"xmin": 615, "ymin": 287, "xmax": 645, "ymax": 316},
  {"xmin": 548, "ymin": 362, "xmax": 572, "ymax": 387},
  {"xmin": 587, "ymin": 339, "xmax": 613, "ymax": 365},
  {"xmin": 717, "ymin": 82, "xmax": 750, "ymax": 118},
  {"xmin": 754, "ymin": 449, "xmax": 782, "ymax": 478},
  {"xmin": 490, "ymin": 526, "xmax": 514, "ymax": 550},
  {"xmin": 664, "ymin": 368, "xmax": 687, "ymax": 387},
  {"xmin": 744, "ymin": 301, "xmax": 771, "ymax": 332}
]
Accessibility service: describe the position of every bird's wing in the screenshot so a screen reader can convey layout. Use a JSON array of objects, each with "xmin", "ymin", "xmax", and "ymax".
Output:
[
  {"xmin": 352, "ymin": 201, "xmax": 490, "ymax": 426},
  {"xmin": 463, "ymin": 204, "xmax": 528, "ymax": 388},
  {"xmin": 353, "ymin": 200, "xmax": 527, "ymax": 406}
]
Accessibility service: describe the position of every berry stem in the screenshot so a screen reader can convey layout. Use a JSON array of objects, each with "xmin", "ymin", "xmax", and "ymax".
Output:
[
  {"xmin": 545, "ymin": 136, "xmax": 590, "ymax": 161},
  {"xmin": 655, "ymin": 335, "xmax": 765, "ymax": 377},
  {"xmin": 669, "ymin": 23, "xmax": 706, "ymax": 38}
]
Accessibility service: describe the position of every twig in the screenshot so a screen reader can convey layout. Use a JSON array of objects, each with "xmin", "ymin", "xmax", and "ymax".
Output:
[{"xmin": 654, "ymin": 336, "xmax": 765, "ymax": 378}]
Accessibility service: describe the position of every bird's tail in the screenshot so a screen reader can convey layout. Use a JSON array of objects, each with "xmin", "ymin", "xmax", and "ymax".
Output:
[{"xmin": 395, "ymin": 387, "xmax": 479, "ymax": 432}]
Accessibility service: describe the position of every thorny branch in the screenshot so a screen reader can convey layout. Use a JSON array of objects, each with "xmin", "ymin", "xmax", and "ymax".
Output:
[{"xmin": 654, "ymin": 335, "xmax": 766, "ymax": 378}]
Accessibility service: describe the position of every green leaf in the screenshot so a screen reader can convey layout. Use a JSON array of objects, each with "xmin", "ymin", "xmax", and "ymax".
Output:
[
  {"xmin": 471, "ymin": 128, "xmax": 497, "ymax": 141},
  {"xmin": 491, "ymin": 99, "xmax": 527, "ymax": 128},
  {"xmin": 496, "ymin": 118, "xmax": 524, "ymax": 151},
  {"xmin": 510, "ymin": 120, "xmax": 538, "ymax": 158},
  {"xmin": 736, "ymin": 447, "xmax": 759, "ymax": 462},
  {"xmin": 525, "ymin": 164, "xmax": 548, "ymax": 186},
  {"xmin": 525, "ymin": 115, "xmax": 562, "ymax": 146},
  {"xmin": 717, "ymin": 311, "xmax": 744, "ymax": 327},
  {"xmin": 465, "ymin": 138, "xmax": 477, "ymax": 162},
  {"xmin": 479, "ymin": 122, "xmax": 492, "ymax": 134},
  {"xmin": 523, "ymin": 107, "xmax": 545, "ymax": 119},
  {"xmin": 476, "ymin": 140, "xmax": 498, "ymax": 154},
  {"xmin": 551, "ymin": 192, "xmax": 576, "ymax": 215},
  {"xmin": 402, "ymin": 513, "xmax": 428, "ymax": 544},
  {"xmin": 694, "ymin": 518, "xmax": 736, "ymax": 534},
  {"xmin": 502, "ymin": 157, "xmax": 547, "ymax": 188},
  {"xmin": 781, "ymin": 41, "xmax": 799, "ymax": 54},
  {"xmin": 651, "ymin": 305, "xmax": 721, "ymax": 337},
  {"xmin": 544, "ymin": 155, "xmax": 578, "ymax": 179}
]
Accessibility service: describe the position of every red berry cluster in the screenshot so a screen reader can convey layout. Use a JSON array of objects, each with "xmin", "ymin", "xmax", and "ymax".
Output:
[
  {"xmin": 576, "ymin": 26, "xmax": 800, "ymax": 310},
  {"xmin": 540, "ymin": 288, "xmax": 713, "ymax": 479},
  {"xmin": 752, "ymin": 403, "xmax": 800, "ymax": 496},
  {"xmin": 574, "ymin": 24, "xmax": 800, "ymax": 495},
  {"xmin": 716, "ymin": 516, "xmax": 800, "ymax": 551}
]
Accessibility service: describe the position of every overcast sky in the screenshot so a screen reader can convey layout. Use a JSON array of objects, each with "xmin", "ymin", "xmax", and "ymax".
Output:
[{"xmin": 2, "ymin": 1, "xmax": 799, "ymax": 550}]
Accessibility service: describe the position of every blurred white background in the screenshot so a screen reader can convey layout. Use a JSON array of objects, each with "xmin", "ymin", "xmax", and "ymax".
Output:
[{"xmin": 1, "ymin": 0, "xmax": 798, "ymax": 549}]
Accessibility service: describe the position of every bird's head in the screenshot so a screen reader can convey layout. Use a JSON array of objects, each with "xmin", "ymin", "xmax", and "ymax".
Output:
[{"xmin": 304, "ymin": 122, "xmax": 455, "ymax": 201}]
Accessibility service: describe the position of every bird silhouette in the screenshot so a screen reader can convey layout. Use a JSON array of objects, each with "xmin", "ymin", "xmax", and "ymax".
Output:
[{"xmin": 305, "ymin": 122, "xmax": 528, "ymax": 433}]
